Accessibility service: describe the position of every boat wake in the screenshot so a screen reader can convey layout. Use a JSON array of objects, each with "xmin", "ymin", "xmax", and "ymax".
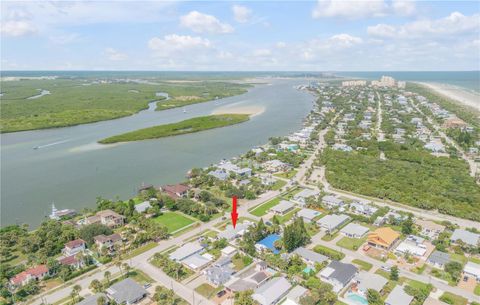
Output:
[{"xmin": 33, "ymin": 139, "xmax": 70, "ymax": 150}]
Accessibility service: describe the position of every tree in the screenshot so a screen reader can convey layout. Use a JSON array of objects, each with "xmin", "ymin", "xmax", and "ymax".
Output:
[
  {"xmin": 97, "ymin": 295, "xmax": 107, "ymax": 305},
  {"xmin": 235, "ymin": 290, "xmax": 255, "ymax": 305},
  {"xmin": 104, "ymin": 271, "xmax": 111, "ymax": 285},
  {"xmin": 283, "ymin": 217, "xmax": 310, "ymax": 252},
  {"xmin": 401, "ymin": 215, "xmax": 414, "ymax": 235},
  {"xmin": 444, "ymin": 261, "xmax": 463, "ymax": 282},
  {"xmin": 366, "ymin": 289, "xmax": 384, "ymax": 305},
  {"xmin": 390, "ymin": 266, "xmax": 399, "ymax": 281},
  {"xmin": 78, "ymin": 224, "xmax": 113, "ymax": 245},
  {"xmin": 71, "ymin": 284, "xmax": 81, "ymax": 303},
  {"xmin": 90, "ymin": 279, "xmax": 103, "ymax": 293}
]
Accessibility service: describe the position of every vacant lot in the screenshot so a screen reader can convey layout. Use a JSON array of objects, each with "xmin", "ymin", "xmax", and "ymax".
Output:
[{"xmin": 152, "ymin": 212, "xmax": 195, "ymax": 232}]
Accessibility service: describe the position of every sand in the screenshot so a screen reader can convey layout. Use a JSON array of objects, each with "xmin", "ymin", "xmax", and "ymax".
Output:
[
  {"xmin": 211, "ymin": 104, "xmax": 265, "ymax": 117},
  {"xmin": 418, "ymin": 82, "xmax": 480, "ymax": 112}
]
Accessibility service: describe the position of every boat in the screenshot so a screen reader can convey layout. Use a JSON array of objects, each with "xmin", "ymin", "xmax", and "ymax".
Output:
[
  {"xmin": 183, "ymin": 107, "xmax": 187, "ymax": 113},
  {"xmin": 33, "ymin": 146, "xmax": 39, "ymax": 150}
]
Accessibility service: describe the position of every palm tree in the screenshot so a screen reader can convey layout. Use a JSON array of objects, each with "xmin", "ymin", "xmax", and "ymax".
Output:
[
  {"xmin": 89, "ymin": 279, "xmax": 103, "ymax": 293},
  {"xmin": 123, "ymin": 263, "xmax": 130, "ymax": 277},
  {"xmin": 104, "ymin": 271, "xmax": 111, "ymax": 285},
  {"xmin": 97, "ymin": 295, "xmax": 107, "ymax": 305},
  {"xmin": 116, "ymin": 261, "xmax": 123, "ymax": 277},
  {"xmin": 71, "ymin": 284, "xmax": 81, "ymax": 303}
]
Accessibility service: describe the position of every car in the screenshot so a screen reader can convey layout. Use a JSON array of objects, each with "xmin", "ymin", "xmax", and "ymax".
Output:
[
  {"xmin": 143, "ymin": 283, "xmax": 151, "ymax": 289},
  {"xmin": 463, "ymin": 276, "xmax": 469, "ymax": 282},
  {"xmin": 381, "ymin": 265, "xmax": 391, "ymax": 272},
  {"xmin": 217, "ymin": 290, "xmax": 226, "ymax": 297}
]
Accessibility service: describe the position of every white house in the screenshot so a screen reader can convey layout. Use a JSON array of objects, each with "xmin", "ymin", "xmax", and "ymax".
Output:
[
  {"xmin": 296, "ymin": 208, "xmax": 321, "ymax": 223},
  {"xmin": 464, "ymin": 262, "xmax": 480, "ymax": 281},
  {"xmin": 252, "ymin": 277, "xmax": 292, "ymax": 305},
  {"xmin": 340, "ymin": 223, "xmax": 369, "ymax": 238}
]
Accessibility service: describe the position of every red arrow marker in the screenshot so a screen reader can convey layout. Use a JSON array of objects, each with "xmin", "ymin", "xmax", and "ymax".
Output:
[{"xmin": 231, "ymin": 196, "xmax": 238, "ymax": 228}]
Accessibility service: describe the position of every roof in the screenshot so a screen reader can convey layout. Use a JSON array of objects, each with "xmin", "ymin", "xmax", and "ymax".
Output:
[
  {"xmin": 76, "ymin": 293, "xmax": 107, "ymax": 305},
  {"xmin": 297, "ymin": 208, "xmax": 321, "ymax": 220},
  {"xmin": 385, "ymin": 286, "xmax": 414, "ymax": 305},
  {"xmin": 221, "ymin": 246, "xmax": 237, "ymax": 255},
  {"xmin": 285, "ymin": 285, "xmax": 308, "ymax": 302},
  {"xmin": 293, "ymin": 247, "xmax": 328, "ymax": 264},
  {"xmin": 451, "ymin": 229, "xmax": 480, "ymax": 246},
  {"xmin": 340, "ymin": 223, "xmax": 369, "ymax": 236},
  {"xmin": 355, "ymin": 271, "xmax": 388, "ymax": 292},
  {"xmin": 319, "ymin": 261, "xmax": 357, "ymax": 286},
  {"xmin": 464, "ymin": 261, "xmax": 480, "ymax": 277},
  {"xmin": 106, "ymin": 278, "xmax": 147, "ymax": 304},
  {"xmin": 294, "ymin": 188, "xmax": 320, "ymax": 199},
  {"xmin": 94, "ymin": 233, "xmax": 121, "ymax": 243},
  {"xmin": 182, "ymin": 254, "xmax": 211, "ymax": 270},
  {"xmin": 414, "ymin": 219, "xmax": 445, "ymax": 232},
  {"xmin": 169, "ymin": 242, "xmax": 204, "ymax": 261},
  {"xmin": 11, "ymin": 265, "xmax": 49, "ymax": 285},
  {"xmin": 97, "ymin": 209, "xmax": 124, "ymax": 219},
  {"xmin": 252, "ymin": 277, "xmax": 292, "ymax": 305},
  {"xmin": 134, "ymin": 201, "xmax": 152, "ymax": 213},
  {"xmin": 251, "ymin": 271, "xmax": 269, "ymax": 284},
  {"xmin": 162, "ymin": 184, "xmax": 190, "ymax": 194},
  {"xmin": 271, "ymin": 200, "xmax": 295, "ymax": 213},
  {"xmin": 396, "ymin": 240, "xmax": 427, "ymax": 257},
  {"xmin": 427, "ymin": 251, "xmax": 450, "ymax": 265},
  {"xmin": 204, "ymin": 265, "xmax": 234, "ymax": 284},
  {"xmin": 217, "ymin": 222, "xmax": 253, "ymax": 240},
  {"xmin": 59, "ymin": 255, "xmax": 80, "ymax": 266},
  {"xmin": 368, "ymin": 227, "xmax": 400, "ymax": 248},
  {"xmin": 317, "ymin": 214, "xmax": 350, "ymax": 230},
  {"xmin": 322, "ymin": 195, "xmax": 344, "ymax": 205},
  {"xmin": 65, "ymin": 239, "xmax": 85, "ymax": 249}
]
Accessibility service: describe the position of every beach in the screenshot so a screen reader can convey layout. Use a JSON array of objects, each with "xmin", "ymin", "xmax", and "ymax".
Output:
[
  {"xmin": 418, "ymin": 82, "xmax": 480, "ymax": 112},
  {"xmin": 211, "ymin": 104, "xmax": 266, "ymax": 117}
]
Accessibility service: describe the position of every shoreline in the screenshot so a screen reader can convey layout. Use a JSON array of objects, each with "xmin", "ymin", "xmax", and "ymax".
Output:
[{"xmin": 416, "ymin": 81, "xmax": 480, "ymax": 112}]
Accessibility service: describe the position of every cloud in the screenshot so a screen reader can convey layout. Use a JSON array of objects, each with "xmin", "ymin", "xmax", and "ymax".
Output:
[
  {"xmin": 105, "ymin": 48, "xmax": 128, "ymax": 61},
  {"xmin": 328, "ymin": 33, "xmax": 363, "ymax": 47},
  {"xmin": 148, "ymin": 34, "xmax": 212, "ymax": 57},
  {"xmin": 312, "ymin": 0, "xmax": 388, "ymax": 19},
  {"xmin": 368, "ymin": 12, "xmax": 480, "ymax": 39},
  {"xmin": 392, "ymin": 0, "xmax": 416, "ymax": 16},
  {"xmin": 232, "ymin": 5, "xmax": 252, "ymax": 23},
  {"xmin": 252, "ymin": 48, "xmax": 272, "ymax": 57},
  {"xmin": 1, "ymin": 20, "xmax": 37, "ymax": 37},
  {"xmin": 180, "ymin": 11, "xmax": 234, "ymax": 34}
]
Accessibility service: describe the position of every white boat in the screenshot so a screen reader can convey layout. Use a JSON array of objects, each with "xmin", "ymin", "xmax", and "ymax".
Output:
[{"xmin": 183, "ymin": 107, "xmax": 187, "ymax": 113}]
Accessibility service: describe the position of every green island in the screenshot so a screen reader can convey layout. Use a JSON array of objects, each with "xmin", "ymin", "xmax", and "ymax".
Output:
[
  {"xmin": 98, "ymin": 114, "xmax": 250, "ymax": 144},
  {"xmin": 0, "ymin": 79, "xmax": 249, "ymax": 133}
]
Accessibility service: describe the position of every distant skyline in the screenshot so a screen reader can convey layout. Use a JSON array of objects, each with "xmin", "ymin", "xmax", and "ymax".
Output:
[{"xmin": 1, "ymin": 0, "xmax": 479, "ymax": 71}]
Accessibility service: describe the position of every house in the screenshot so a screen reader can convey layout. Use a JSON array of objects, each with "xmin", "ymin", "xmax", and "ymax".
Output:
[
  {"xmin": 395, "ymin": 235, "xmax": 427, "ymax": 257},
  {"xmin": 182, "ymin": 254, "xmax": 212, "ymax": 271},
  {"xmin": 169, "ymin": 242, "xmax": 204, "ymax": 261},
  {"xmin": 106, "ymin": 278, "xmax": 147, "ymax": 304},
  {"xmin": 367, "ymin": 227, "xmax": 400, "ymax": 250},
  {"xmin": 283, "ymin": 285, "xmax": 308, "ymax": 305},
  {"xmin": 263, "ymin": 160, "xmax": 290, "ymax": 173},
  {"xmin": 134, "ymin": 201, "xmax": 152, "ymax": 213},
  {"xmin": 354, "ymin": 271, "xmax": 388, "ymax": 294},
  {"xmin": 427, "ymin": 251, "xmax": 451, "ymax": 269},
  {"xmin": 225, "ymin": 263, "xmax": 271, "ymax": 292},
  {"xmin": 252, "ymin": 277, "xmax": 292, "ymax": 305},
  {"xmin": 270, "ymin": 200, "xmax": 295, "ymax": 215},
  {"xmin": 322, "ymin": 195, "xmax": 344, "ymax": 209},
  {"xmin": 318, "ymin": 261, "xmax": 358, "ymax": 293},
  {"xmin": 292, "ymin": 247, "xmax": 328, "ymax": 266},
  {"xmin": 10, "ymin": 265, "xmax": 49, "ymax": 287},
  {"xmin": 450, "ymin": 229, "xmax": 480, "ymax": 247},
  {"xmin": 221, "ymin": 246, "xmax": 237, "ymax": 256},
  {"xmin": 64, "ymin": 239, "xmax": 86, "ymax": 257},
  {"xmin": 77, "ymin": 293, "xmax": 108, "ymax": 305},
  {"xmin": 58, "ymin": 255, "xmax": 84, "ymax": 269},
  {"xmin": 463, "ymin": 262, "xmax": 480, "ymax": 281},
  {"xmin": 84, "ymin": 210, "xmax": 125, "ymax": 228},
  {"xmin": 218, "ymin": 161, "xmax": 252, "ymax": 177},
  {"xmin": 296, "ymin": 208, "xmax": 321, "ymax": 223},
  {"xmin": 349, "ymin": 201, "xmax": 378, "ymax": 216},
  {"xmin": 208, "ymin": 169, "xmax": 229, "ymax": 181},
  {"xmin": 340, "ymin": 223, "xmax": 369, "ymax": 238},
  {"xmin": 217, "ymin": 222, "xmax": 253, "ymax": 241},
  {"xmin": 293, "ymin": 189, "xmax": 320, "ymax": 206},
  {"xmin": 94, "ymin": 233, "xmax": 122, "ymax": 252},
  {"xmin": 317, "ymin": 214, "xmax": 350, "ymax": 233},
  {"xmin": 385, "ymin": 286, "xmax": 414, "ymax": 305},
  {"xmin": 160, "ymin": 184, "xmax": 190, "ymax": 199},
  {"xmin": 415, "ymin": 219, "xmax": 445, "ymax": 239},
  {"xmin": 204, "ymin": 265, "xmax": 234, "ymax": 286}
]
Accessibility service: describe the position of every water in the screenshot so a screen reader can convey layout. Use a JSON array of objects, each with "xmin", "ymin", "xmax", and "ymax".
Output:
[
  {"xmin": 346, "ymin": 292, "xmax": 368, "ymax": 305},
  {"xmin": 0, "ymin": 78, "xmax": 314, "ymax": 227},
  {"xmin": 257, "ymin": 234, "xmax": 281, "ymax": 254}
]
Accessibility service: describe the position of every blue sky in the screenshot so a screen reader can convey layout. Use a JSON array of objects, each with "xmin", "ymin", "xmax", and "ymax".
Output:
[{"xmin": 1, "ymin": 1, "xmax": 479, "ymax": 71}]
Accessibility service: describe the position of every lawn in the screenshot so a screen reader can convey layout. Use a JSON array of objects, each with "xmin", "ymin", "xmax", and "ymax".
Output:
[
  {"xmin": 152, "ymin": 212, "xmax": 195, "ymax": 232},
  {"xmin": 271, "ymin": 179, "xmax": 287, "ymax": 191},
  {"xmin": 123, "ymin": 242, "xmax": 158, "ymax": 259},
  {"xmin": 439, "ymin": 292, "xmax": 468, "ymax": 305},
  {"xmin": 352, "ymin": 259, "xmax": 373, "ymax": 271},
  {"xmin": 274, "ymin": 169, "xmax": 298, "ymax": 179},
  {"xmin": 276, "ymin": 208, "xmax": 300, "ymax": 224},
  {"xmin": 313, "ymin": 245, "xmax": 345, "ymax": 260},
  {"xmin": 336, "ymin": 236, "xmax": 367, "ymax": 251},
  {"xmin": 430, "ymin": 268, "xmax": 456, "ymax": 286},
  {"xmin": 195, "ymin": 283, "xmax": 223, "ymax": 299},
  {"xmin": 129, "ymin": 269, "xmax": 154, "ymax": 284},
  {"xmin": 322, "ymin": 232, "xmax": 339, "ymax": 241},
  {"xmin": 475, "ymin": 284, "xmax": 480, "ymax": 296},
  {"xmin": 249, "ymin": 197, "xmax": 282, "ymax": 216},
  {"xmin": 232, "ymin": 254, "xmax": 253, "ymax": 271}
]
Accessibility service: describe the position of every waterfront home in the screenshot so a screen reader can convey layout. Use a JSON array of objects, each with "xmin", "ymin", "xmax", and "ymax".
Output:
[
  {"xmin": 160, "ymin": 183, "xmax": 190, "ymax": 199},
  {"xmin": 204, "ymin": 265, "xmax": 235, "ymax": 286},
  {"xmin": 208, "ymin": 169, "xmax": 229, "ymax": 181},
  {"xmin": 94, "ymin": 233, "xmax": 122, "ymax": 252},
  {"xmin": 296, "ymin": 208, "xmax": 321, "ymax": 223},
  {"xmin": 367, "ymin": 227, "xmax": 400, "ymax": 250},
  {"xmin": 63, "ymin": 239, "xmax": 86, "ymax": 257},
  {"xmin": 293, "ymin": 188, "xmax": 320, "ymax": 206},
  {"xmin": 414, "ymin": 219, "xmax": 445, "ymax": 240},
  {"xmin": 385, "ymin": 286, "xmax": 414, "ymax": 305},
  {"xmin": 292, "ymin": 247, "xmax": 328, "ymax": 266},
  {"xmin": 106, "ymin": 278, "xmax": 147, "ymax": 304},
  {"xmin": 318, "ymin": 261, "xmax": 358, "ymax": 293},
  {"xmin": 270, "ymin": 200, "xmax": 295, "ymax": 215},
  {"xmin": 134, "ymin": 201, "xmax": 152, "ymax": 213},
  {"xmin": 450, "ymin": 229, "xmax": 480, "ymax": 247},
  {"xmin": 317, "ymin": 214, "xmax": 350, "ymax": 233},
  {"xmin": 427, "ymin": 251, "xmax": 451, "ymax": 269},
  {"xmin": 340, "ymin": 223, "xmax": 369, "ymax": 238},
  {"xmin": 218, "ymin": 161, "xmax": 252, "ymax": 177},
  {"xmin": 10, "ymin": 265, "xmax": 49, "ymax": 287},
  {"xmin": 169, "ymin": 242, "xmax": 204, "ymax": 261},
  {"xmin": 83, "ymin": 209, "xmax": 125, "ymax": 228},
  {"xmin": 252, "ymin": 277, "xmax": 292, "ymax": 305},
  {"xmin": 463, "ymin": 262, "xmax": 480, "ymax": 281},
  {"xmin": 395, "ymin": 235, "xmax": 427, "ymax": 257},
  {"xmin": 321, "ymin": 195, "xmax": 344, "ymax": 209},
  {"xmin": 353, "ymin": 271, "xmax": 388, "ymax": 294},
  {"xmin": 49, "ymin": 204, "xmax": 77, "ymax": 220},
  {"xmin": 263, "ymin": 160, "xmax": 290, "ymax": 173}
]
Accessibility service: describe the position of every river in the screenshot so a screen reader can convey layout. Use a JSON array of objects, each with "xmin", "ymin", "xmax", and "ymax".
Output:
[{"xmin": 0, "ymin": 78, "xmax": 314, "ymax": 227}]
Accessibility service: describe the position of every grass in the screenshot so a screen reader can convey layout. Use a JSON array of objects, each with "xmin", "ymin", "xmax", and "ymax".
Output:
[
  {"xmin": 313, "ymin": 245, "xmax": 345, "ymax": 260},
  {"xmin": 1, "ymin": 79, "xmax": 249, "ymax": 132},
  {"xmin": 322, "ymin": 232, "xmax": 339, "ymax": 241},
  {"xmin": 271, "ymin": 179, "xmax": 287, "ymax": 191},
  {"xmin": 276, "ymin": 208, "xmax": 300, "ymax": 224},
  {"xmin": 408, "ymin": 279, "xmax": 430, "ymax": 291},
  {"xmin": 249, "ymin": 197, "xmax": 282, "ymax": 217},
  {"xmin": 99, "ymin": 114, "xmax": 250, "ymax": 144},
  {"xmin": 274, "ymin": 169, "xmax": 298, "ymax": 179},
  {"xmin": 123, "ymin": 242, "xmax": 158, "ymax": 259},
  {"xmin": 439, "ymin": 292, "xmax": 468, "ymax": 305},
  {"xmin": 151, "ymin": 212, "xmax": 196, "ymax": 232},
  {"xmin": 232, "ymin": 255, "xmax": 253, "ymax": 271},
  {"xmin": 352, "ymin": 259, "xmax": 373, "ymax": 271},
  {"xmin": 128, "ymin": 269, "xmax": 154, "ymax": 284},
  {"xmin": 430, "ymin": 268, "xmax": 456, "ymax": 286},
  {"xmin": 475, "ymin": 284, "xmax": 480, "ymax": 296},
  {"xmin": 336, "ymin": 236, "xmax": 367, "ymax": 251},
  {"xmin": 195, "ymin": 283, "xmax": 222, "ymax": 299}
]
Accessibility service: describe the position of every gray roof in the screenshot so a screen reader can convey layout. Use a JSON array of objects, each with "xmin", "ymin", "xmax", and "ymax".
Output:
[
  {"xmin": 182, "ymin": 254, "xmax": 211, "ymax": 270},
  {"xmin": 208, "ymin": 170, "xmax": 228, "ymax": 181},
  {"xmin": 217, "ymin": 222, "xmax": 253, "ymax": 240},
  {"xmin": 451, "ymin": 229, "xmax": 480, "ymax": 246},
  {"xmin": 106, "ymin": 278, "xmax": 147, "ymax": 304},
  {"xmin": 76, "ymin": 293, "xmax": 107, "ymax": 305},
  {"xmin": 253, "ymin": 277, "xmax": 292, "ymax": 305},
  {"xmin": 322, "ymin": 195, "xmax": 344, "ymax": 206},
  {"xmin": 134, "ymin": 201, "xmax": 151, "ymax": 213},
  {"xmin": 204, "ymin": 265, "xmax": 234, "ymax": 285},
  {"xmin": 427, "ymin": 251, "xmax": 450, "ymax": 266},
  {"xmin": 285, "ymin": 285, "xmax": 308, "ymax": 302},
  {"xmin": 319, "ymin": 261, "xmax": 358, "ymax": 286},
  {"xmin": 169, "ymin": 242, "xmax": 204, "ymax": 261},
  {"xmin": 293, "ymin": 247, "xmax": 328, "ymax": 264},
  {"xmin": 318, "ymin": 214, "xmax": 350, "ymax": 230},
  {"xmin": 271, "ymin": 200, "xmax": 295, "ymax": 213},
  {"xmin": 340, "ymin": 223, "xmax": 369, "ymax": 236},
  {"xmin": 294, "ymin": 189, "xmax": 320, "ymax": 199},
  {"xmin": 385, "ymin": 286, "xmax": 414, "ymax": 305},
  {"xmin": 355, "ymin": 271, "xmax": 388, "ymax": 292},
  {"xmin": 297, "ymin": 208, "xmax": 321, "ymax": 221}
]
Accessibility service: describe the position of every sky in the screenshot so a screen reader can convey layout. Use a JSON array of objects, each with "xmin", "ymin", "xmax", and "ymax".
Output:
[{"xmin": 1, "ymin": 0, "xmax": 479, "ymax": 71}]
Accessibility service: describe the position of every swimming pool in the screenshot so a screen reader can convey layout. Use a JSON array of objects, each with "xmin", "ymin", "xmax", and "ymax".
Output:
[
  {"xmin": 256, "ymin": 234, "xmax": 281, "ymax": 254},
  {"xmin": 303, "ymin": 267, "xmax": 313, "ymax": 274},
  {"xmin": 346, "ymin": 292, "xmax": 368, "ymax": 305}
]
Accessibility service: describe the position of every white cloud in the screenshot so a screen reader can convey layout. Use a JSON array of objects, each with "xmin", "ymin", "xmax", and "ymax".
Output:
[
  {"xmin": 148, "ymin": 34, "xmax": 212, "ymax": 57},
  {"xmin": 276, "ymin": 42, "xmax": 287, "ymax": 48},
  {"xmin": 312, "ymin": 0, "xmax": 388, "ymax": 19},
  {"xmin": 180, "ymin": 11, "xmax": 234, "ymax": 34},
  {"xmin": 253, "ymin": 48, "xmax": 272, "ymax": 57},
  {"xmin": 105, "ymin": 48, "xmax": 128, "ymax": 61},
  {"xmin": 392, "ymin": 0, "xmax": 416, "ymax": 16},
  {"xmin": 368, "ymin": 12, "xmax": 480, "ymax": 39},
  {"xmin": 0, "ymin": 20, "xmax": 37, "ymax": 37},
  {"xmin": 232, "ymin": 5, "xmax": 252, "ymax": 23},
  {"xmin": 328, "ymin": 34, "xmax": 363, "ymax": 47}
]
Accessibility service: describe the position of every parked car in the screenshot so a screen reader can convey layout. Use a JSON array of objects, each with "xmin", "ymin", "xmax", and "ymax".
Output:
[{"xmin": 217, "ymin": 290, "xmax": 226, "ymax": 297}]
